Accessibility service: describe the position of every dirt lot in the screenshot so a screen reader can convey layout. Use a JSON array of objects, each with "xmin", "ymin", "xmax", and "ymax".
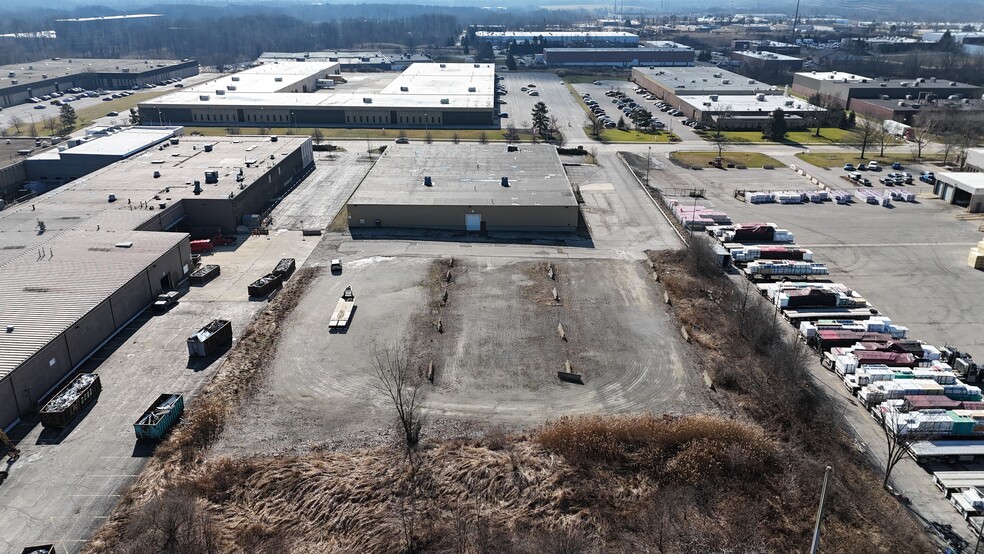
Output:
[{"xmin": 217, "ymin": 255, "xmax": 710, "ymax": 455}]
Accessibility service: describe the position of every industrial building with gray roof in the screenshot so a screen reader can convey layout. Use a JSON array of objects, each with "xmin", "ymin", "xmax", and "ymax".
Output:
[
  {"xmin": 0, "ymin": 135, "xmax": 313, "ymax": 430},
  {"xmin": 347, "ymin": 143, "xmax": 578, "ymax": 232},
  {"xmin": 0, "ymin": 58, "xmax": 199, "ymax": 108},
  {"xmin": 139, "ymin": 62, "xmax": 498, "ymax": 129}
]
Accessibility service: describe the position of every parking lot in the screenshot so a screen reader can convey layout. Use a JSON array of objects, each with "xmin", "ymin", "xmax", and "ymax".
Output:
[
  {"xmin": 496, "ymin": 71, "xmax": 590, "ymax": 142},
  {"xmin": 217, "ymin": 255, "xmax": 710, "ymax": 455},
  {"xmin": 571, "ymin": 80, "xmax": 704, "ymax": 141},
  {"xmin": 671, "ymin": 164, "xmax": 984, "ymax": 353}
]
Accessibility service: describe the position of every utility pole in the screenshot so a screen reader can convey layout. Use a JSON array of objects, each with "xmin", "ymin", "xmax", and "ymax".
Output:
[{"xmin": 810, "ymin": 466, "xmax": 833, "ymax": 554}]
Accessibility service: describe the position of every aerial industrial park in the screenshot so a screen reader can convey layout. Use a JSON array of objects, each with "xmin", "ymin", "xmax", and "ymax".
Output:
[{"xmin": 1, "ymin": 2, "xmax": 984, "ymax": 553}]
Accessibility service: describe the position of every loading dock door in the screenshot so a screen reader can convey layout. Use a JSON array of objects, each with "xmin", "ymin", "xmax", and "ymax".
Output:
[{"xmin": 465, "ymin": 213, "xmax": 482, "ymax": 231}]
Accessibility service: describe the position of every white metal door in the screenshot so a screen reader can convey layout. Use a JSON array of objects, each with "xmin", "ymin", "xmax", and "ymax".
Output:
[{"xmin": 465, "ymin": 213, "xmax": 481, "ymax": 231}]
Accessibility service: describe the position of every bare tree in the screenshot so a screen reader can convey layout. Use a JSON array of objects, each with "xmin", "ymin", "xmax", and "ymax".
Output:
[
  {"xmin": 478, "ymin": 131, "xmax": 488, "ymax": 144},
  {"xmin": 424, "ymin": 131, "xmax": 433, "ymax": 144},
  {"xmin": 908, "ymin": 118, "xmax": 933, "ymax": 161},
  {"xmin": 806, "ymin": 93, "xmax": 838, "ymax": 137},
  {"xmin": 42, "ymin": 116, "xmax": 58, "ymax": 136},
  {"xmin": 880, "ymin": 408, "xmax": 928, "ymax": 489},
  {"xmin": 709, "ymin": 104, "xmax": 733, "ymax": 159},
  {"xmin": 875, "ymin": 124, "xmax": 890, "ymax": 157},
  {"xmin": 589, "ymin": 115, "xmax": 605, "ymax": 139},
  {"xmin": 851, "ymin": 116, "xmax": 880, "ymax": 159},
  {"xmin": 451, "ymin": 132, "xmax": 460, "ymax": 144},
  {"xmin": 370, "ymin": 346, "xmax": 426, "ymax": 452},
  {"xmin": 9, "ymin": 115, "xmax": 24, "ymax": 134}
]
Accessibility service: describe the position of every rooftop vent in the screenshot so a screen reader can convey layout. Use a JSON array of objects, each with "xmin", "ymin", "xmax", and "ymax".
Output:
[
  {"xmin": 274, "ymin": 77, "xmax": 283, "ymax": 82},
  {"xmin": 363, "ymin": 97, "xmax": 372, "ymax": 103},
  {"xmin": 193, "ymin": 181, "xmax": 202, "ymax": 195},
  {"xmin": 227, "ymin": 85, "xmax": 236, "ymax": 91},
  {"xmin": 440, "ymin": 63, "xmax": 446, "ymax": 68},
  {"xmin": 204, "ymin": 143, "xmax": 213, "ymax": 152},
  {"xmin": 400, "ymin": 86, "xmax": 408, "ymax": 92},
  {"xmin": 468, "ymin": 87, "xmax": 476, "ymax": 92},
  {"xmin": 474, "ymin": 63, "xmax": 480, "ymax": 68},
  {"xmin": 205, "ymin": 170, "xmax": 218, "ymax": 184},
  {"xmin": 423, "ymin": 176, "xmax": 432, "ymax": 186},
  {"xmin": 501, "ymin": 177, "xmax": 509, "ymax": 187},
  {"xmin": 199, "ymin": 94, "xmax": 210, "ymax": 101},
  {"xmin": 216, "ymin": 89, "xmax": 225, "ymax": 95},
  {"xmin": 440, "ymin": 98, "xmax": 450, "ymax": 104},
  {"xmin": 231, "ymin": 76, "xmax": 240, "ymax": 81}
]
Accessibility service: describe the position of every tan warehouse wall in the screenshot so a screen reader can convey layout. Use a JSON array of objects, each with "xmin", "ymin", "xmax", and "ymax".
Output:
[{"xmin": 347, "ymin": 204, "xmax": 578, "ymax": 232}]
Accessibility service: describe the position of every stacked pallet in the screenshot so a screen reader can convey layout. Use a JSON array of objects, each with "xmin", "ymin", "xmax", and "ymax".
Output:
[{"xmin": 969, "ymin": 239, "xmax": 984, "ymax": 270}]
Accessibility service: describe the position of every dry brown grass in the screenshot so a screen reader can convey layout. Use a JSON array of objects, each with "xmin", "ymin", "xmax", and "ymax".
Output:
[{"xmin": 646, "ymin": 248, "xmax": 933, "ymax": 553}]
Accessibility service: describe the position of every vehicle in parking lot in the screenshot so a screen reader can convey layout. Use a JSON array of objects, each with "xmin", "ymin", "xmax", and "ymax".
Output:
[
  {"xmin": 844, "ymin": 163, "xmax": 855, "ymax": 171},
  {"xmin": 860, "ymin": 177, "xmax": 872, "ymax": 186},
  {"xmin": 593, "ymin": 80, "xmax": 603, "ymax": 85},
  {"xmin": 394, "ymin": 137, "xmax": 409, "ymax": 144},
  {"xmin": 849, "ymin": 172, "xmax": 862, "ymax": 181},
  {"xmin": 498, "ymin": 112, "xmax": 508, "ymax": 118},
  {"xmin": 528, "ymin": 90, "xmax": 539, "ymax": 96},
  {"xmin": 102, "ymin": 97, "xmax": 112, "ymax": 101},
  {"xmin": 106, "ymin": 111, "xmax": 119, "ymax": 117},
  {"xmin": 34, "ymin": 104, "xmax": 46, "ymax": 109},
  {"xmin": 604, "ymin": 121, "xmax": 616, "ymax": 128},
  {"xmin": 867, "ymin": 161, "xmax": 879, "ymax": 170},
  {"xmin": 892, "ymin": 162, "xmax": 903, "ymax": 170},
  {"xmin": 520, "ymin": 86, "xmax": 528, "ymax": 92}
]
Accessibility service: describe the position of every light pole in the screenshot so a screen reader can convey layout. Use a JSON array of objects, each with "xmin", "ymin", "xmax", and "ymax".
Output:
[
  {"xmin": 645, "ymin": 146, "xmax": 651, "ymax": 188},
  {"xmin": 810, "ymin": 466, "xmax": 833, "ymax": 554}
]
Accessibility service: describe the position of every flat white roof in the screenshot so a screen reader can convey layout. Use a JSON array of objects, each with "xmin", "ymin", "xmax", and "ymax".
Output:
[
  {"xmin": 679, "ymin": 94, "xmax": 824, "ymax": 112},
  {"xmin": 183, "ymin": 61, "xmax": 339, "ymax": 94},
  {"xmin": 938, "ymin": 172, "xmax": 984, "ymax": 193},
  {"xmin": 735, "ymin": 50, "xmax": 803, "ymax": 61},
  {"xmin": 476, "ymin": 31, "xmax": 637, "ymax": 38},
  {"xmin": 144, "ymin": 63, "xmax": 495, "ymax": 110},
  {"xmin": 55, "ymin": 127, "xmax": 180, "ymax": 158},
  {"xmin": 795, "ymin": 71, "xmax": 872, "ymax": 82}
]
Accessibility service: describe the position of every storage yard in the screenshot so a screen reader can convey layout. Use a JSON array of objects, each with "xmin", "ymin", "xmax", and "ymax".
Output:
[
  {"xmin": 217, "ymin": 255, "xmax": 710, "ymax": 454},
  {"xmin": 673, "ymin": 162, "xmax": 984, "ymax": 543}
]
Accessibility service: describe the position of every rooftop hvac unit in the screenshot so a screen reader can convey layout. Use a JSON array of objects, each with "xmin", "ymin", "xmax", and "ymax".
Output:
[
  {"xmin": 880, "ymin": 94, "xmax": 890, "ymax": 100},
  {"xmin": 10, "ymin": 80, "xmax": 17, "ymax": 85},
  {"xmin": 880, "ymin": 83, "xmax": 887, "ymax": 87},
  {"xmin": 227, "ymin": 85, "xmax": 236, "ymax": 91},
  {"xmin": 193, "ymin": 181, "xmax": 202, "ymax": 195},
  {"xmin": 153, "ymin": 171, "xmax": 161, "ymax": 178},
  {"xmin": 205, "ymin": 170, "xmax": 219, "ymax": 184},
  {"xmin": 785, "ymin": 100, "xmax": 794, "ymax": 106},
  {"xmin": 474, "ymin": 63, "xmax": 480, "ymax": 68},
  {"xmin": 748, "ymin": 79, "xmax": 755, "ymax": 84},
  {"xmin": 41, "ymin": 74, "xmax": 47, "ymax": 78},
  {"xmin": 216, "ymin": 90, "xmax": 225, "ymax": 95},
  {"xmin": 440, "ymin": 98, "xmax": 450, "ymax": 104},
  {"xmin": 901, "ymin": 82, "xmax": 908, "ymax": 86},
  {"xmin": 400, "ymin": 86, "xmax": 408, "ymax": 92},
  {"xmin": 756, "ymin": 93, "xmax": 766, "ymax": 101},
  {"xmin": 200, "ymin": 95, "xmax": 210, "ymax": 101},
  {"xmin": 468, "ymin": 87, "xmax": 476, "ymax": 92},
  {"xmin": 363, "ymin": 97, "xmax": 372, "ymax": 103},
  {"xmin": 501, "ymin": 177, "xmax": 509, "ymax": 187},
  {"xmin": 423, "ymin": 176, "xmax": 432, "ymax": 186},
  {"xmin": 231, "ymin": 76, "xmax": 240, "ymax": 81},
  {"xmin": 204, "ymin": 143, "xmax": 213, "ymax": 152},
  {"xmin": 722, "ymin": 79, "xmax": 731, "ymax": 84},
  {"xmin": 274, "ymin": 77, "xmax": 283, "ymax": 82},
  {"xmin": 6, "ymin": 71, "xmax": 13, "ymax": 77},
  {"xmin": 950, "ymin": 81, "xmax": 957, "ymax": 86},
  {"xmin": 440, "ymin": 63, "xmax": 446, "ymax": 68},
  {"xmin": 710, "ymin": 94, "xmax": 718, "ymax": 101}
]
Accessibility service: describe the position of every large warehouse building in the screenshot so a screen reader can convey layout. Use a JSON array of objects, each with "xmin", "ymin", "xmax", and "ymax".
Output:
[
  {"xmin": 24, "ymin": 125, "xmax": 184, "ymax": 187},
  {"xmin": 0, "ymin": 135, "xmax": 313, "ymax": 430},
  {"xmin": 0, "ymin": 57, "xmax": 199, "ymax": 107},
  {"xmin": 543, "ymin": 42, "xmax": 694, "ymax": 67},
  {"xmin": 139, "ymin": 61, "xmax": 498, "ymax": 129},
  {"xmin": 791, "ymin": 71, "xmax": 983, "ymax": 106},
  {"xmin": 474, "ymin": 31, "xmax": 639, "ymax": 47},
  {"xmin": 347, "ymin": 143, "xmax": 578, "ymax": 232},
  {"xmin": 631, "ymin": 66, "xmax": 821, "ymax": 129}
]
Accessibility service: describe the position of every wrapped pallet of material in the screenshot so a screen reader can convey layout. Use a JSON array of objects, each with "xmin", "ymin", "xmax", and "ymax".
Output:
[
  {"xmin": 747, "ymin": 192, "xmax": 775, "ymax": 204},
  {"xmin": 778, "ymin": 192, "xmax": 803, "ymax": 204},
  {"xmin": 922, "ymin": 344, "xmax": 942, "ymax": 361},
  {"xmin": 969, "ymin": 244, "xmax": 984, "ymax": 270}
]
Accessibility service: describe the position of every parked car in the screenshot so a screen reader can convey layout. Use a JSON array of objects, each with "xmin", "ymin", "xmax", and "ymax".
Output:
[
  {"xmin": 33, "ymin": 104, "xmax": 46, "ymax": 109},
  {"xmin": 106, "ymin": 111, "xmax": 119, "ymax": 117},
  {"xmin": 593, "ymin": 80, "xmax": 603, "ymax": 85},
  {"xmin": 394, "ymin": 137, "xmax": 409, "ymax": 144},
  {"xmin": 891, "ymin": 162, "xmax": 903, "ymax": 170},
  {"xmin": 867, "ymin": 161, "xmax": 880, "ymax": 170},
  {"xmin": 843, "ymin": 163, "xmax": 855, "ymax": 171},
  {"xmin": 498, "ymin": 112, "xmax": 508, "ymax": 118}
]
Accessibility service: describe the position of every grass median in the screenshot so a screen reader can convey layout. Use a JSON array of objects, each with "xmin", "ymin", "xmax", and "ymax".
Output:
[
  {"xmin": 671, "ymin": 151, "xmax": 781, "ymax": 168},
  {"xmin": 796, "ymin": 151, "xmax": 944, "ymax": 168}
]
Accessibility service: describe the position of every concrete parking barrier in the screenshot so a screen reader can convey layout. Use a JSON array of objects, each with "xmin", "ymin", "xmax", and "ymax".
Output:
[
  {"xmin": 447, "ymin": 257, "xmax": 454, "ymax": 268},
  {"xmin": 703, "ymin": 370, "xmax": 715, "ymax": 390},
  {"xmin": 552, "ymin": 287, "xmax": 560, "ymax": 302},
  {"xmin": 548, "ymin": 266, "xmax": 555, "ymax": 280},
  {"xmin": 427, "ymin": 361, "xmax": 435, "ymax": 383},
  {"xmin": 558, "ymin": 323, "xmax": 567, "ymax": 341},
  {"xmin": 441, "ymin": 288, "xmax": 448, "ymax": 304},
  {"xmin": 681, "ymin": 325, "xmax": 691, "ymax": 343},
  {"xmin": 653, "ymin": 271, "xmax": 660, "ymax": 282},
  {"xmin": 445, "ymin": 270, "xmax": 452, "ymax": 283},
  {"xmin": 664, "ymin": 290, "xmax": 671, "ymax": 305},
  {"xmin": 436, "ymin": 319, "xmax": 443, "ymax": 334}
]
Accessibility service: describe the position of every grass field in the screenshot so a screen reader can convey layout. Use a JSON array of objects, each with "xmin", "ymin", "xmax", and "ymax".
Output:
[
  {"xmin": 796, "ymin": 151, "xmax": 944, "ymax": 168},
  {"xmin": 585, "ymin": 127, "xmax": 679, "ymax": 143},
  {"xmin": 715, "ymin": 128, "xmax": 859, "ymax": 144},
  {"xmin": 671, "ymin": 151, "xmax": 781, "ymax": 168}
]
